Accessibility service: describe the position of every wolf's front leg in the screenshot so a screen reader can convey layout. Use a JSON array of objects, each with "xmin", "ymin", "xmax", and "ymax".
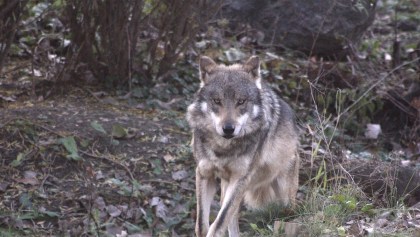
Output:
[
  {"xmin": 227, "ymin": 215, "xmax": 240, "ymax": 237},
  {"xmin": 221, "ymin": 179, "xmax": 240, "ymax": 237},
  {"xmin": 207, "ymin": 178, "xmax": 248, "ymax": 237},
  {"xmin": 196, "ymin": 168, "xmax": 217, "ymax": 237}
]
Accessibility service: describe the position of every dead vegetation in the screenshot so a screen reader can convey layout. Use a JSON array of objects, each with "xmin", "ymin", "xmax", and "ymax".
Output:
[{"xmin": 63, "ymin": 0, "xmax": 221, "ymax": 86}]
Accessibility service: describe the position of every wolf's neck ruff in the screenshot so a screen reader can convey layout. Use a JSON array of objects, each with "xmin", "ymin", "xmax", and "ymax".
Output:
[{"xmin": 187, "ymin": 56, "xmax": 299, "ymax": 237}]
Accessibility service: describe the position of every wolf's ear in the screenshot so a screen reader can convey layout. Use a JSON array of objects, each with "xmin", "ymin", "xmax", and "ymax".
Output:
[
  {"xmin": 199, "ymin": 56, "xmax": 217, "ymax": 85},
  {"xmin": 243, "ymin": 56, "xmax": 260, "ymax": 78}
]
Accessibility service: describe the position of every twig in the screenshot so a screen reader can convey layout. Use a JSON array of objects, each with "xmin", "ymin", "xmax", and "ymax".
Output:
[
  {"xmin": 143, "ymin": 179, "xmax": 195, "ymax": 191},
  {"xmin": 0, "ymin": 119, "xmax": 14, "ymax": 128},
  {"xmin": 2, "ymin": 62, "xmax": 32, "ymax": 74},
  {"xmin": 33, "ymin": 122, "xmax": 63, "ymax": 137},
  {"xmin": 80, "ymin": 150, "xmax": 135, "ymax": 181},
  {"xmin": 39, "ymin": 174, "xmax": 51, "ymax": 191},
  {"xmin": 83, "ymin": 88, "xmax": 103, "ymax": 103}
]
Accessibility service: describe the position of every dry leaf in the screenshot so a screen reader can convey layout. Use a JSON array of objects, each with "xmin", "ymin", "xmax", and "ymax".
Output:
[
  {"xmin": 172, "ymin": 170, "xmax": 189, "ymax": 181},
  {"xmin": 106, "ymin": 205, "xmax": 122, "ymax": 217}
]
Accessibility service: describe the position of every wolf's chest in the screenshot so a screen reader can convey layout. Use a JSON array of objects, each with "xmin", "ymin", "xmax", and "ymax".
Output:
[
  {"xmin": 197, "ymin": 154, "xmax": 253, "ymax": 180},
  {"xmin": 209, "ymin": 136, "xmax": 258, "ymax": 159}
]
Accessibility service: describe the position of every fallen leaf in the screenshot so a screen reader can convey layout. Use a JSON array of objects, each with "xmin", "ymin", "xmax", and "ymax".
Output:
[
  {"xmin": 16, "ymin": 172, "xmax": 39, "ymax": 185},
  {"xmin": 0, "ymin": 182, "xmax": 9, "ymax": 192},
  {"xmin": 105, "ymin": 223, "xmax": 123, "ymax": 236},
  {"xmin": 151, "ymin": 197, "xmax": 168, "ymax": 222},
  {"xmin": 102, "ymin": 97, "xmax": 118, "ymax": 105},
  {"xmin": 116, "ymin": 230, "xmax": 127, "ymax": 237},
  {"xmin": 158, "ymin": 135, "xmax": 169, "ymax": 143},
  {"xmin": 112, "ymin": 124, "xmax": 128, "ymax": 139},
  {"xmin": 127, "ymin": 233, "xmax": 152, "ymax": 237},
  {"xmin": 59, "ymin": 136, "xmax": 81, "ymax": 160},
  {"xmin": 107, "ymin": 205, "xmax": 122, "ymax": 217},
  {"xmin": 163, "ymin": 154, "xmax": 175, "ymax": 163},
  {"xmin": 11, "ymin": 153, "xmax": 26, "ymax": 167},
  {"xmin": 39, "ymin": 207, "xmax": 60, "ymax": 217},
  {"xmin": 24, "ymin": 171, "xmax": 37, "ymax": 179},
  {"xmin": 19, "ymin": 193, "xmax": 32, "ymax": 208},
  {"xmin": 172, "ymin": 170, "xmax": 189, "ymax": 181},
  {"xmin": 95, "ymin": 196, "xmax": 106, "ymax": 210},
  {"xmin": 92, "ymin": 91, "xmax": 108, "ymax": 97},
  {"xmin": 0, "ymin": 94, "xmax": 16, "ymax": 102},
  {"xmin": 90, "ymin": 121, "xmax": 107, "ymax": 134},
  {"xmin": 95, "ymin": 170, "xmax": 105, "ymax": 180},
  {"xmin": 224, "ymin": 48, "xmax": 246, "ymax": 62},
  {"xmin": 33, "ymin": 69, "xmax": 42, "ymax": 77},
  {"xmin": 401, "ymin": 160, "xmax": 411, "ymax": 166}
]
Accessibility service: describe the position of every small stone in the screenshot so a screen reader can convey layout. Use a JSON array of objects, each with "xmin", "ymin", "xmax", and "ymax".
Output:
[{"xmin": 375, "ymin": 218, "xmax": 388, "ymax": 228}]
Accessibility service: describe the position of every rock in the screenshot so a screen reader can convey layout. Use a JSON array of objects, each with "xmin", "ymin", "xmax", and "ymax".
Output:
[
  {"xmin": 365, "ymin": 123, "xmax": 381, "ymax": 139},
  {"xmin": 221, "ymin": 0, "xmax": 376, "ymax": 57}
]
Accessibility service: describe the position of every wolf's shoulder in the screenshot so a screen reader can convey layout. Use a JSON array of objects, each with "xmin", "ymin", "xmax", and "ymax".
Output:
[{"xmin": 261, "ymin": 85, "xmax": 296, "ymax": 125}]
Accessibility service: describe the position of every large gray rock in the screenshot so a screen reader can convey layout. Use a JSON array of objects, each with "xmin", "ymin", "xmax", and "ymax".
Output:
[{"xmin": 222, "ymin": 0, "xmax": 376, "ymax": 57}]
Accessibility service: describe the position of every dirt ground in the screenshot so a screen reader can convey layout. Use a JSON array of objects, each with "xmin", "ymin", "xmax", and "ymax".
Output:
[
  {"xmin": 0, "ymin": 87, "xmax": 197, "ymax": 236},
  {"xmin": 2, "ymin": 79, "xmax": 420, "ymax": 237}
]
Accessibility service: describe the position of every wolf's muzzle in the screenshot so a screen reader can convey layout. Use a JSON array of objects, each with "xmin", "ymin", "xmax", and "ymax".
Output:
[{"xmin": 222, "ymin": 123, "xmax": 235, "ymax": 139}]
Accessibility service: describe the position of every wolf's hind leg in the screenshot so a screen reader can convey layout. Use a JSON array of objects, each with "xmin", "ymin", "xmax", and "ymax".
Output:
[
  {"xmin": 271, "ymin": 176, "xmax": 291, "ymax": 206},
  {"xmin": 272, "ymin": 158, "xmax": 299, "ymax": 207},
  {"xmin": 289, "ymin": 156, "xmax": 300, "ymax": 207},
  {"xmin": 244, "ymin": 185, "xmax": 276, "ymax": 209}
]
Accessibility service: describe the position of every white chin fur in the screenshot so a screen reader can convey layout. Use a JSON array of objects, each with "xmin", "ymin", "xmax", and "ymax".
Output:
[
  {"xmin": 210, "ymin": 112, "xmax": 224, "ymax": 136},
  {"xmin": 252, "ymin": 105, "xmax": 260, "ymax": 118},
  {"xmin": 200, "ymin": 102, "xmax": 208, "ymax": 113},
  {"xmin": 186, "ymin": 103, "xmax": 196, "ymax": 122},
  {"xmin": 187, "ymin": 103, "xmax": 196, "ymax": 112},
  {"xmin": 255, "ymin": 78, "xmax": 262, "ymax": 90},
  {"xmin": 210, "ymin": 112, "xmax": 250, "ymax": 137},
  {"xmin": 234, "ymin": 113, "xmax": 249, "ymax": 136}
]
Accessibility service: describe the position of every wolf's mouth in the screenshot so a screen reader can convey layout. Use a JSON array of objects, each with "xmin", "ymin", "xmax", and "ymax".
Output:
[{"xmin": 222, "ymin": 134, "xmax": 234, "ymax": 139}]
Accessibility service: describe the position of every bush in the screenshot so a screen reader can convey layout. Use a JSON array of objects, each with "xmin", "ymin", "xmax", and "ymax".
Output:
[
  {"xmin": 0, "ymin": 0, "xmax": 29, "ymax": 73},
  {"xmin": 64, "ymin": 0, "xmax": 221, "ymax": 87}
]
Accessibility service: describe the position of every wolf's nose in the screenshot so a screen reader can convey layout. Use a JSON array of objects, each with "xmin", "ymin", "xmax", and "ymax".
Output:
[{"xmin": 222, "ymin": 124, "xmax": 235, "ymax": 135}]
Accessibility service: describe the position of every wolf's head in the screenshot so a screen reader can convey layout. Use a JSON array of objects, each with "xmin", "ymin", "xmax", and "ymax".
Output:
[{"xmin": 187, "ymin": 56, "xmax": 264, "ymax": 139}]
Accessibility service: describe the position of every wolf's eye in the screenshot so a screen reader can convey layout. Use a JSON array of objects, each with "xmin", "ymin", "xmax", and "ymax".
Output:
[
  {"xmin": 237, "ymin": 99, "xmax": 246, "ymax": 105},
  {"xmin": 213, "ymin": 99, "xmax": 221, "ymax": 105}
]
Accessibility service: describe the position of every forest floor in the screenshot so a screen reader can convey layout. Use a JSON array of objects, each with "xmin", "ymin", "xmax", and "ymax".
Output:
[
  {"xmin": 0, "ymin": 87, "xmax": 200, "ymax": 236},
  {"xmin": 1, "ymin": 66, "xmax": 420, "ymax": 237},
  {"xmin": 1, "ymin": 0, "xmax": 420, "ymax": 236}
]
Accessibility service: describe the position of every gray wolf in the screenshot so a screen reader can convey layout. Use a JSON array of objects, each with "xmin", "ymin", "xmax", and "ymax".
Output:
[{"xmin": 186, "ymin": 56, "xmax": 299, "ymax": 237}]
